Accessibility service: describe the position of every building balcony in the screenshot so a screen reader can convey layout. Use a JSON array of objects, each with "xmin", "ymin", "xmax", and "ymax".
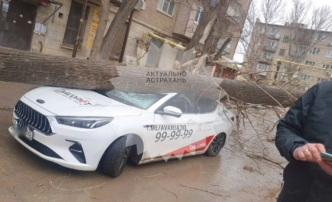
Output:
[
  {"xmin": 266, "ymin": 33, "xmax": 280, "ymax": 40},
  {"xmin": 263, "ymin": 46, "xmax": 277, "ymax": 53},
  {"xmin": 292, "ymin": 37, "xmax": 310, "ymax": 45},
  {"xmin": 289, "ymin": 50, "xmax": 305, "ymax": 57},
  {"xmin": 225, "ymin": 6, "xmax": 240, "ymax": 25},
  {"xmin": 259, "ymin": 57, "xmax": 273, "ymax": 64},
  {"xmin": 173, "ymin": 2, "xmax": 232, "ymax": 40},
  {"xmin": 173, "ymin": 2, "xmax": 195, "ymax": 39},
  {"xmin": 110, "ymin": 0, "xmax": 144, "ymax": 10}
]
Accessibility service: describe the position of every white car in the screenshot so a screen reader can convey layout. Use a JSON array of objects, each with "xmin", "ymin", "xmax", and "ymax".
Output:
[{"xmin": 9, "ymin": 87, "xmax": 234, "ymax": 177}]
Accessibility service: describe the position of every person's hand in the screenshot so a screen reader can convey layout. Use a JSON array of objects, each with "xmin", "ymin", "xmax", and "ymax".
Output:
[
  {"xmin": 293, "ymin": 143, "xmax": 326, "ymax": 162},
  {"xmin": 293, "ymin": 143, "xmax": 332, "ymax": 176}
]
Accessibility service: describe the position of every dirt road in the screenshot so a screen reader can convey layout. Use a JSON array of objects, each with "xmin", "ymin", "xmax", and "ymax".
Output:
[{"xmin": 0, "ymin": 81, "xmax": 285, "ymax": 202}]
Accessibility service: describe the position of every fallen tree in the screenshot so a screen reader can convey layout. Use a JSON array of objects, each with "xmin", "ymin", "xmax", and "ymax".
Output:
[{"xmin": 0, "ymin": 47, "xmax": 303, "ymax": 107}]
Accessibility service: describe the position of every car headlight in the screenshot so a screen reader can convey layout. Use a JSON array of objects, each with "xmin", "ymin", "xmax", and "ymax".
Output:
[{"xmin": 56, "ymin": 117, "xmax": 114, "ymax": 129}]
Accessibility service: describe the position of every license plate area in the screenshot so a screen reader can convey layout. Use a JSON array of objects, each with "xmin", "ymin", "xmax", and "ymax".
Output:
[{"xmin": 24, "ymin": 126, "xmax": 34, "ymax": 141}]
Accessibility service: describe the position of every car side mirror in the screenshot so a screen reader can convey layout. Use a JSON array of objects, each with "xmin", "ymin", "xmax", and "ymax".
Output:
[{"xmin": 156, "ymin": 106, "xmax": 182, "ymax": 118}]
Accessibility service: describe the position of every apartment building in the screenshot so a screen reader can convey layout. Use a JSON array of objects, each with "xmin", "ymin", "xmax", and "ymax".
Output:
[
  {"xmin": 245, "ymin": 19, "xmax": 332, "ymax": 88},
  {"xmin": 0, "ymin": 0, "xmax": 251, "ymax": 67}
]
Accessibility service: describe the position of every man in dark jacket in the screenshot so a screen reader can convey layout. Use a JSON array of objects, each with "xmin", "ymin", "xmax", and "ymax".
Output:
[{"xmin": 276, "ymin": 81, "xmax": 332, "ymax": 202}]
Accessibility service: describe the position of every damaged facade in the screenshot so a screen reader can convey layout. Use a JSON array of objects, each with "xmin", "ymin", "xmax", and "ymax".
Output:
[{"xmin": 0, "ymin": 0, "xmax": 250, "ymax": 73}]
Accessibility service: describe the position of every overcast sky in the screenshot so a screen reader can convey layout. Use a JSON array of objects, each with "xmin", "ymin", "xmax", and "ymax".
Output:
[{"xmin": 233, "ymin": 0, "xmax": 332, "ymax": 63}]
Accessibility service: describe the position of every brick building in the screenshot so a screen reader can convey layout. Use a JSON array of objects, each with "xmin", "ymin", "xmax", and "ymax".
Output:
[
  {"xmin": 0, "ymin": 0, "xmax": 250, "ymax": 67},
  {"xmin": 245, "ymin": 20, "xmax": 332, "ymax": 88}
]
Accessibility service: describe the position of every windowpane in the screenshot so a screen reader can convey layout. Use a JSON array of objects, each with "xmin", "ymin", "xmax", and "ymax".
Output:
[
  {"xmin": 1, "ymin": 1, "xmax": 9, "ymax": 19},
  {"xmin": 63, "ymin": 1, "xmax": 82, "ymax": 45},
  {"xmin": 63, "ymin": 29, "xmax": 77, "ymax": 45},
  {"xmin": 305, "ymin": 61, "xmax": 315, "ymax": 66},
  {"xmin": 309, "ymin": 48, "xmax": 320, "ymax": 55},
  {"xmin": 327, "ymin": 51, "xmax": 332, "ymax": 58},
  {"xmin": 157, "ymin": 0, "xmax": 163, "ymax": 10},
  {"xmin": 195, "ymin": 7, "xmax": 203, "ymax": 23},
  {"xmin": 283, "ymin": 36, "xmax": 289, "ymax": 43},
  {"xmin": 323, "ymin": 64, "xmax": 332, "ymax": 69},
  {"xmin": 167, "ymin": 1, "xmax": 175, "ymax": 15},
  {"xmin": 63, "ymin": 1, "xmax": 89, "ymax": 47},
  {"xmin": 300, "ymin": 75, "xmax": 311, "ymax": 82},
  {"xmin": 279, "ymin": 49, "xmax": 285, "ymax": 56},
  {"xmin": 162, "ymin": 0, "xmax": 169, "ymax": 13},
  {"xmin": 318, "ymin": 78, "xmax": 327, "ymax": 83},
  {"xmin": 157, "ymin": 0, "xmax": 175, "ymax": 16},
  {"xmin": 258, "ymin": 64, "xmax": 268, "ymax": 71}
]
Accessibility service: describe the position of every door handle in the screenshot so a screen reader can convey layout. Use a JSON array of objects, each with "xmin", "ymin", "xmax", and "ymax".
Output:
[{"xmin": 188, "ymin": 119, "xmax": 196, "ymax": 124}]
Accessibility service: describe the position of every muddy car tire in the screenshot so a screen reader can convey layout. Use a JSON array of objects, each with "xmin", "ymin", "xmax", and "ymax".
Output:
[
  {"xmin": 205, "ymin": 133, "xmax": 226, "ymax": 157},
  {"xmin": 102, "ymin": 136, "xmax": 131, "ymax": 177}
]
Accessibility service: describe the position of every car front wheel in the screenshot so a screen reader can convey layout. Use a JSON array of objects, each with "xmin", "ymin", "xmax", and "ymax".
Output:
[
  {"xmin": 205, "ymin": 133, "xmax": 226, "ymax": 157},
  {"xmin": 102, "ymin": 136, "xmax": 131, "ymax": 177}
]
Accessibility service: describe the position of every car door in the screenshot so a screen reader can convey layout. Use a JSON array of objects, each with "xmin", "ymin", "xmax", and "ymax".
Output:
[
  {"xmin": 147, "ymin": 93, "xmax": 200, "ymax": 161},
  {"xmin": 195, "ymin": 98, "xmax": 220, "ymax": 149}
]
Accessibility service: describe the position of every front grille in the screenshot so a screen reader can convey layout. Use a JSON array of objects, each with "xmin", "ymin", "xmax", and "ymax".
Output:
[
  {"xmin": 19, "ymin": 136, "xmax": 62, "ymax": 159},
  {"xmin": 14, "ymin": 101, "xmax": 53, "ymax": 135}
]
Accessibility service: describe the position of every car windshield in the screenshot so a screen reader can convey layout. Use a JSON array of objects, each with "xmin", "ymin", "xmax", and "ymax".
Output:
[{"xmin": 94, "ymin": 90, "xmax": 166, "ymax": 110}]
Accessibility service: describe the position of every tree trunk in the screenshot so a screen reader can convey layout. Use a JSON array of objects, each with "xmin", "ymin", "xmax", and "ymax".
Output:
[
  {"xmin": 0, "ymin": 47, "xmax": 119, "ymax": 89},
  {"xmin": 202, "ymin": 18, "xmax": 218, "ymax": 54},
  {"xmin": 213, "ymin": 37, "xmax": 232, "ymax": 60},
  {"xmin": 0, "ymin": 47, "xmax": 303, "ymax": 107},
  {"xmin": 97, "ymin": 0, "xmax": 139, "ymax": 60},
  {"xmin": 90, "ymin": 0, "xmax": 111, "ymax": 60},
  {"xmin": 186, "ymin": 9, "xmax": 215, "ymax": 50},
  {"xmin": 202, "ymin": 2, "xmax": 229, "ymax": 55}
]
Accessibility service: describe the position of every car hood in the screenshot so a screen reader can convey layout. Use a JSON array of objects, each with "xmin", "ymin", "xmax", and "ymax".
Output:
[{"xmin": 23, "ymin": 87, "xmax": 142, "ymax": 117}]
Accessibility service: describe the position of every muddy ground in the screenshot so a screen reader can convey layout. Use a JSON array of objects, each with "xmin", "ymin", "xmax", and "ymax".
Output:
[{"xmin": 0, "ymin": 81, "xmax": 287, "ymax": 202}]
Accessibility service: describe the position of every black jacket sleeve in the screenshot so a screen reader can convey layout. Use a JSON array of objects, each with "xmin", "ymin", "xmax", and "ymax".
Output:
[{"xmin": 275, "ymin": 84, "xmax": 318, "ymax": 163}]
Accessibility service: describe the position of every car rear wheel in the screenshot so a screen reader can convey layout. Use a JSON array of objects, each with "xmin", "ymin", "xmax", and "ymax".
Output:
[
  {"xmin": 205, "ymin": 133, "xmax": 226, "ymax": 157},
  {"xmin": 102, "ymin": 136, "xmax": 131, "ymax": 177}
]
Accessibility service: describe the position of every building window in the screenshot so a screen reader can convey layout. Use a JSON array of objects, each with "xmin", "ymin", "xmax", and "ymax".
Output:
[
  {"xmin": 326, "ymin": 50, "xmax": 332, "ymax": 58},
  {"xmin": 0, "ymin": 0, "xmax": 9, "ymax": 19},
  {"xmin": 279, "ymin": 49, "xmax": 285, "ymax": 56},
  {"xmin": 268, "ymin": 40, "xmax": 277, "ymax": 47},
  {"xmin": 217, "ymin": 38, "xmax": 231, "ymax": 52},
  {"xmin": 283, "ymin": 36, "xmax": 289, "ymax": 43},
  {"xmin": 264, "ymin": 52, "xmax": 271, "ymax": 58},
  {"xmin": 305, "ymin": 61, "xmax": 315, "ymax": 66},
  {"xmin": 194, "ymin": 6, "xmax": 203, "ymax": 24},
  {"xmin": 323, "ymin": 64, "xmax": 332, "ymax": 69},
  {"xmin": 314, "ymin": 33, "xmax": 324, "ymax": 41},
  {"xmin": 300, "ymin": 75, "xmax": 311, "ymax": 82},
  {"xmin": 258, "ymin": 64, "xmax": 268, "ymax": 71},
  {"xmin": 271, "ymin": 27, "xmax": 278, "ymax": 33},
  {"xmin": 318, "ymin": 78, "xmax": 328, "ymax": 83},
  {"xmin": 63, "ymin": 1, "xmax": 90, "ymax": 47},
  {"xmin": 157, "ymin": 0, "xmax": 175, "ymax": 16},
  {"xmin": 260, "ymin": 26, "xmax": 265, "ymax": 34},
  {"xmin": 309, "ymin": 48, "xmax": 320, "ymax": 55}
]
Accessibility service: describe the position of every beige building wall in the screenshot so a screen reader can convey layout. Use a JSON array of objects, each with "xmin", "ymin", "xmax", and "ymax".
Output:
[
  {"xmin": 246, "ymin": 21, "xmax": 332, "ymax": 87},
  {"xmin": 31, "ymin": 0, "xmax": 100, "ymax": 59},
  {"xmin": 28, "ymin": 0, "xmax": 249, "ymax": 64},
  {"xmin": 227, "ymin": 0, "xmax": 251, "ymax": 59},
  {"xmin": 134, "ymin": 0, "xmax": 180, "ymax": 35}
]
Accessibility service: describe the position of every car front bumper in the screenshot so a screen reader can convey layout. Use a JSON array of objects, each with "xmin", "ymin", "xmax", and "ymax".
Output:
[{"xmin": 8, "ymin": 98, "xmax": 118, "ymax": 171}]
